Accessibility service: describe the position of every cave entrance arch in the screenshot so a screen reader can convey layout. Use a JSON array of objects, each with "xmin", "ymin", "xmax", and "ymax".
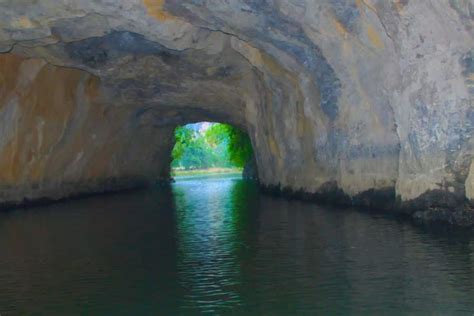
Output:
[{"xmin": 168, "ymin": 121, "xmax": 257, "ymax": 180}]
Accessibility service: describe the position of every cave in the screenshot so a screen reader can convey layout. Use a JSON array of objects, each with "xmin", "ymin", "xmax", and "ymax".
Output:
[{"xmin": 0, "ymin": 1, "xmax": 472, "ymax": 225}]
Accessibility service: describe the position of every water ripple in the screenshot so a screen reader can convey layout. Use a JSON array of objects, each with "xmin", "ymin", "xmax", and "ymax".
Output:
[{"xmin": 0, "ymin": 175, "xmax": 473, "ymax": 314}]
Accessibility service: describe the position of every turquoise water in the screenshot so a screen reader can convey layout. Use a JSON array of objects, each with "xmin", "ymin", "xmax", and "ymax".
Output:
[{"xmin": 1, "ymin": 174, "xmax": 474, "ymax": 315}]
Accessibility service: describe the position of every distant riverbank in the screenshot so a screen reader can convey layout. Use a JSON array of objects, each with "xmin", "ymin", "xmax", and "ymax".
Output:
[{"xmin": 172, "ymin": 168, "xmax": 242, "ymax": 177}]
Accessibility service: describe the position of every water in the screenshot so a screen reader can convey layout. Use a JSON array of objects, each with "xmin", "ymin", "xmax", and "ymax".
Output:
[{"xmin": 1, "ymin": 174, "xmax": 474, "ymax": 315}]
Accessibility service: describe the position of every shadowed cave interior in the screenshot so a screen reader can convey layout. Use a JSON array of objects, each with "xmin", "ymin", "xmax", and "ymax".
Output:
[{"xmin": 0, "ymin": 1, "xmax": 472, "ymax": 226}]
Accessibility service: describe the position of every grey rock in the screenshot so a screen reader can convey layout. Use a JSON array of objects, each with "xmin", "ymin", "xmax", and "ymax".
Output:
[{"xmin": 0, "ymin": 0, "xmax": 472, "ymax": 225}]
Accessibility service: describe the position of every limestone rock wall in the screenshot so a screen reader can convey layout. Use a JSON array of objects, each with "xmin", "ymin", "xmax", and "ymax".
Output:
[
  {"xmin": 0, "ymin": 0, "xmax": 472, "ymax": 223},
  {"xmin": 0, "ymin": 54, "xmax": 175, "ymax": 205}
]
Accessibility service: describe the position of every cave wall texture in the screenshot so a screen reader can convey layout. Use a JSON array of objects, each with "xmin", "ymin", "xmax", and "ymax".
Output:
[{"xmin": 0, "ymin": 0, "xmax": 472, "ymax": 224}]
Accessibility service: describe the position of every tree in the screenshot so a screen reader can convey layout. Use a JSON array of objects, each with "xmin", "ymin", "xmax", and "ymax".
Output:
[
  {"xmin": 172, "ymin": 123, "xmax": 253, "ymax": 169},
  {"xmin": 205, "ymin": 124, "xmax": 253, "ymax": 168},
  {"xmin": 227, "ymin": 126, "xmax": 253, "ymax": 167},
  {"xmin": 172, "ymin": 126, "xmax": 193, "ymax": 163}
]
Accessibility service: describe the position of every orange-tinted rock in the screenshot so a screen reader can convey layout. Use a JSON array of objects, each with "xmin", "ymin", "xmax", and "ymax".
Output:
[{"xmin": 0, "ymin": 54, "xmax": 175, "ymax": 203}]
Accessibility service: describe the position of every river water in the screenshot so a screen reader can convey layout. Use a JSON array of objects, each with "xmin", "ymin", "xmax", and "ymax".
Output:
[{"xmin": 1, "ymin": 174, "xmax": 474, "ymax": 315}]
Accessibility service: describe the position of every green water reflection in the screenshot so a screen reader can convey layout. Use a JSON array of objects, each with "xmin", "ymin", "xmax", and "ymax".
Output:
[{"xmin": 0, "ymin": 174, "xmax": 473, "ymax": 315}]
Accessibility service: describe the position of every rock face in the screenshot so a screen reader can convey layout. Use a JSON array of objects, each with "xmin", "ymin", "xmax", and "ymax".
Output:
[
  {"xmin": 243, "ymin": 156, "xmax": 258, "ymax": 181},
  {"xmin": 0, "ymin": 1, "xmax": 472, "ymax": 224}
]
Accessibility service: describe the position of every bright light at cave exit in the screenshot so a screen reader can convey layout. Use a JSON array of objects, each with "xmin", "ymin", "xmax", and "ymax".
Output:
[{"xmin": 185, "ymin": 122, "xmax": 213, "ymax": 132}]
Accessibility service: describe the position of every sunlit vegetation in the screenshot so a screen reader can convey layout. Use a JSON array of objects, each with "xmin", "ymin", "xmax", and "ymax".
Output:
[{"xmin": 171, "ymin": 123, "xmax": 253, "ymax": 171}]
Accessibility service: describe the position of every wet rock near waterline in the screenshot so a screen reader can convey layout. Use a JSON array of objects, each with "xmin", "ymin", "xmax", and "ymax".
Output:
[
  {"xmin": 0, "ymin": 176, "xmax": 152, "ymax": 212},
  {"xmin": 412, "ymin": 207, "xmax": 474, "ymax": 227},
  {"xmin": 260, "ymin": 183, "xmax": 474, "ymax": 226}
]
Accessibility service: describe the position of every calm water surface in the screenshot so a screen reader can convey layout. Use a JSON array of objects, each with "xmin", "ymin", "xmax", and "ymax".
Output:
[{"xmin": 1, "ymin": 174, "xmax": 474, "ymax": 315}]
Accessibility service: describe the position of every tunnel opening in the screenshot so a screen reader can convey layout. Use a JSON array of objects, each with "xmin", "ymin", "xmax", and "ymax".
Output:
[{"xmin": 170, "ymin": 122, "xmax": 257, "ymax": 180}]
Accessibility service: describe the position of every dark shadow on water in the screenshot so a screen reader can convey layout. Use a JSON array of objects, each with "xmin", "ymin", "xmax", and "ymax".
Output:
[{"xmin": 0, "ymin": 175, "xmax": 473, "ymax": 314}]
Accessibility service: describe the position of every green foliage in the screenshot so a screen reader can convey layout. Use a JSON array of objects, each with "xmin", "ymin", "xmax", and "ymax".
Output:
[
  {"xmin": 222, "ymin": 126, "xmax": 253, "ymax": 168},
  {"xmin": 171, "ymin": 123, "xmax": 253, "ymax": 170},
  {"xmin": 172, "ymin": 126, "xmax": 193, "ymax": 162},
  {"xmin": 205, "ymin": 124, "xmax": 229, "ymax": 147}
]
